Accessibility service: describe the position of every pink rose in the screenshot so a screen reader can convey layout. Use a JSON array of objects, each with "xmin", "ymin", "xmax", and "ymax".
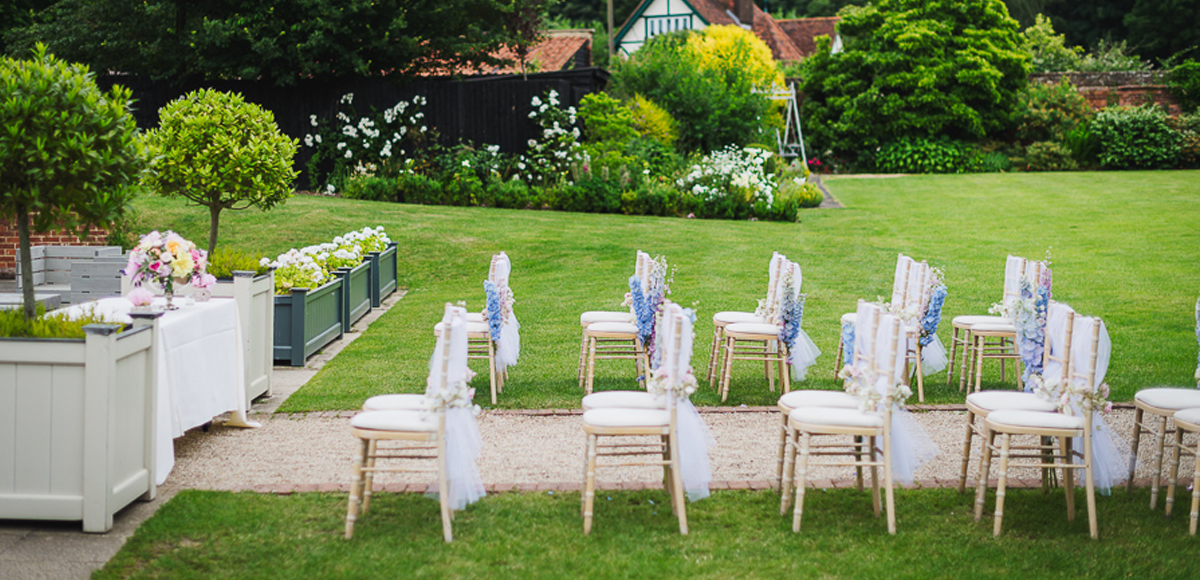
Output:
[
  {"xmin": 1104, "ymin": 401, "xmax": 1113, "ymax": 414},
  {"xmin": 193, "ymin": 273, "xmax": 217, "ymax": 289}
]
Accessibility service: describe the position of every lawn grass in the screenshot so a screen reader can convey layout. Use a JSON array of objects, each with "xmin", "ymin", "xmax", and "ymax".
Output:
[
  {"xmin": 126, "ymin": 171, "xmax": 1200, "ymax": 410},
  {"xmin": 96, "ymin": 487, "xmax": 1200, "ymax": 579}
]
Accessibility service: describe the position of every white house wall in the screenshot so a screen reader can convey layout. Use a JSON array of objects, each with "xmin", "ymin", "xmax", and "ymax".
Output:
[{"xmin": 617, "ymin": 0, "xmax": 704, "ymax": 56}]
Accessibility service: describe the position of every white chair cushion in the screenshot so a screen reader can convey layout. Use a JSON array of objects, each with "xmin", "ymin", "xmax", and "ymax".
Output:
[
  {"xmin": 953, "ymin": 315, "xmax": 1008, "ymax": 327},
  {"xmin": 987, "ymin": 410, "xmax": 1083, "ymax": 430},
  {"xmin": 966, "ymin": 391, "xmax": 1059, "ymax": 413},
  {"xmin": 363, "ymin": 393, "xmax": 426, "ymax": 411},
  {"xmin": 581, "ymin": 311, "xmax": 635, "ymax": 325},
  {"xmin": 434, "ymin": 320, "xmax": 490, "ymax": 334},
  {"xmin": 714, "ymin": 311, "xmax": 765, "ymax": 325},
  {"xmin": 582, "ymin": 408, "xmax": 669, "ymax": 428},
  {"xmin": 351, "ymin": 409, "xmax": 437, "ymax": 432},
  {"xmin": 778, "ymin": 390, "xmax": 859, "ymax": 411},
  {"xmin": 1172, "ymin": 408, "xmax": 1200, "ymax": 429},
  {"xmin": 582, "ymin": 391, "xmax": 665, "ymax": 411},
  {"xmin": 1135, "ymin": 388, "xmax": 1200, "ymax": 411},
  {"xmin": 466, "ymin": 312, "xmax": 485, "ymax": 323},
  {"xmin": 586, "ymin": 321, "xmax": 639, "ymax": 334},
  {"xmin": 790, "ymin": 407, "xmax": 883, "ymax": 428},
  {"xmin": 725, "ymin": 322, "xmax": 782, "ymax": 336},
  {"xmin": 841, "ymin": 312, "xmax": 857, "ymax": 324},
  {"xmin": 971, "ymin": 322, "xmax": 1016, "ymax": 333}
]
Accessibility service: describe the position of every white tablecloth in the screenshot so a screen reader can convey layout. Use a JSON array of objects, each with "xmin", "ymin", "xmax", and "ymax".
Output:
[{"xmin": 54, "ymin": 297, "xmax": 259, "ymax": 484}]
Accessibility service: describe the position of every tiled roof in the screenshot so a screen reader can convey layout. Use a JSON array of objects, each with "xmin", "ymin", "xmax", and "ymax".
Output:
[
  {"xmin": 416, "ymin": 30, "xmax": 592, "ymax": 77},
  {"xmin": 619, "ymin": 0, "xmax": 810, "ymax": 62},
  {"xmin": 776, "ymin": 16, "xmax": 839, "ymax": 57}
]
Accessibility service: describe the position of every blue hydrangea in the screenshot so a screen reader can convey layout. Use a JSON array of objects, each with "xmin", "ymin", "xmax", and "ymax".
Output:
[
  {"xmin": 919, "ymin": 284, "xmax": 947, "ymax": 347},
  {"xmin": 483, "ymin": 280, "xmax": 502, "ymax": 341}
]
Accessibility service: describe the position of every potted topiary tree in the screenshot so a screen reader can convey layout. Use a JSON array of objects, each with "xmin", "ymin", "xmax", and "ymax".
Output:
[{"xmin": 0, "ymin": 45, "xmax": 157, "ymax": 533}]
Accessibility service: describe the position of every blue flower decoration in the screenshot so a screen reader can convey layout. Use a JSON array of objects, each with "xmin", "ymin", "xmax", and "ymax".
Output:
[
  {"xmin": 483, "ymin": 280, "xmax": 502, "ymax": 341},
  {"xmin": 919, "ymin": 284, "xmax": 947, "ymax": 347}
]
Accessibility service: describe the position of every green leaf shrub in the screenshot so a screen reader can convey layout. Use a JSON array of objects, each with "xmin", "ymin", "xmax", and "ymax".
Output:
[
  {"xmin": 1091, "ymin": 105, "xmax": 1182, "ymax": 170},
  {"xmin": 978, "ymin": 151, "xmax": 1013, "ymax": 172},
  {"xmin": 1169, "ymin": 113, "xmax": 1200, "ymax": 169},
  {"xmin": 206, "ymin": 247, "xmax": 271, "ymax": 279},
  {"xmin": 1021, "ymin": 141, "xmax": 1078, "ymax": 171},
  {"xmin": 777, "ymin": 177, "xmax": 824, "ymax": 208},
  {"xmin": 609, "ymin": 28, "xmax": 779, "ymax": 153},
  {"xmin": 800, "ymin": 0, "xmax": 1029, "ymax": 168},
  {"xmin": 142, "ymin": 89, "xmax": 298, "ymax": 255},
  {"xmin": 874, "ymin": 137, "xmax": 982, "ymax": 174},
  {"xmin": 1, "ymin": 44, "xmax": 146, "ymax": 319},
  {"xmin": 1015, "ymin": 77, "xmax": 1093, "ymax": 144},
  {"xmin": 342, "ymin": 176, "xmax": 399, "ymax": 203},
  {"xmin": 0, "ymin": 306, "xmax": 126, "ymax": 339},
  {"xmin": 1022, "ymin": 14, "xmax": 1084, "ymax": 73},
  {"xmin": 1062, "ymin": 121, "xmax": 1101, "ymax": 166},
  {"xmin": 396, "ymin": 173, "xmax": 445, "ymax": 205},
  {"xmin": 1167, "ymin": 60, "xmax": 1200, "ymax": 114},
  {"xmin": 628, "ymin": 95, "xmax": 678, "ymax": 149}
]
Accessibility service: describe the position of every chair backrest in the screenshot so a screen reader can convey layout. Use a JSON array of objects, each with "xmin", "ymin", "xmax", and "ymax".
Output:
[
  {"xmin": 1066, "ymin": 314, "xmax": 1107, "ymax": 433},
  {"xmin": 873, "ymin": 312, "xmax": 907, "ymax": 391},
  {"xmin": 891, "ymin": 255, "xmax": 913, "ymax": 305},
  {"xmin": 1042, "ymin": 301, "xmax": 1075, "ymax": 385},
  {"xmin": 850, "ymin": 300, "xmax": 882, "ymax": 369},
  {"xmin": 1001, "ymin": 255, "xmax": 1026, "ymax": 310},
  {"xmin": 488, "ymin": 253, "xmax": 511, "ymax": 287},
  {"xmin": 902, "ymin": 260, "xmax": 928, "ymax": 315},
  {"xmin": 427, "ymin": 304, "xmax": 470, "ymax": 401},
  {"xmin": 766, "ymin": 252, "xmax": 787, "ymax": 305}
]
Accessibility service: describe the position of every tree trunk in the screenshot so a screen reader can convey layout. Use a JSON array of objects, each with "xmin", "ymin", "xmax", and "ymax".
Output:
[
  {"xmin": 15, "ymin": 206, "xmax": 36, "ymax": 320},
  {"xmin": 207, "ymin": 205, "xmax": 222, "ymax": 257}
]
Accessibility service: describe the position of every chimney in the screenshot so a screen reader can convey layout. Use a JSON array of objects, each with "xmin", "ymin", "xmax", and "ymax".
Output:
[{"xmin": 735, "ymin": 0, "xmax": 755, "ymax": 27}]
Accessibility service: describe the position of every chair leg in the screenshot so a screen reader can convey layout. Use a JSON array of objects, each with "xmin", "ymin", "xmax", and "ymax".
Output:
[
  {"xmin": 854, "ymin": 435, "xmax": 864, "ymax": 492},
  {"xmin": 975, "ymin": 428, "xmax": 994, "ymax": 521},
  {"xmin": 958, "ymin": 412, "xmax": 976, "ymax": 494},
  {"xmin": 766, "ymin": 340, "xmax": 776, "ymax": 393},
  {"xmin": 792, "ymin": 432, "xmax": 811, "ymax": 533},
  {"xmin": 1167, "ymin": 427, "xmax": 1184, "ymax": 517},
  {"xmin": 1190, "ymin": 448, "xmax": 1200, "ymax": 535},
  {"xmin": 1084, "ymin": 433, "xmax": 1098, "ymax": 539},
  {"xmin": 993, "ymin": 434, "xmax": 1011, "ymax": 537},
  {"xmin": 487, "ymin": 339, "xmax": 498, "ymax": 405},
  {"xmin": 720, "ymin": 336, "xmax": 736, "ymax": 403},
  {"xmin": 781, "ymin": 344, "xmax": 792, "ymax": 394},
  {"xmin": 577, "ymin": 329, "xmax": 588, "ymax": 389},
  {"xmin": 669, "ymin": 434, "xmax": 688, "ymax": 535},
  {"xmin": 1126, "ymin": 407, "xmax": 1143, "ymax": 493},
  {"xmin": 973, "ymin": 335, "xmax": 985, "ymax": 393},
  {"xmin": 947, "ymin": 327, "xmax": 960, "ymax": 386},
  {"xmin": 583, "ymin": 433, "xmax": 598, "ymax": 535},
  {"xmin": 779, "ymin": 421, "xmax": 796, "ymax": 515},
  {"xmin": 586, "ymin": 336, "xmax": 597, "ymax": 396},
  {"xmin": 959, "ymin": 329, "xmax": 973, "ymax": 392},
  {"xmin": 1152, "ymin": 415, "xmax": 1168, "ymax": 509},
  {"xmin": 834, "ymin": 331, "xmax": 844, "ymax": 375},
  {"xmin": 438, "ymin": 437, "xmax": 453, "ymax": 543},
  {"xmin": 345, "ymin": 437, "xmax": 369, "ymax": 539},
  {"xmin": 883, "ymin": 435, "xmax": 896, "ymax": 535},
  {"xmin": 1062, "ymin": 436, "xmax": 1076, "ymax": 521},
  {"xmin": 707, "ymin": 325, "xmax": 723, "ymax": 388},
  {"xmin": 362, "ymin": 439, "xmax": 378, "ymax": 514},
  {"xmin": 914, "ymin": 341, "xmax": 925, "ymax": 403},
  {"xmin": 869, "ymin": 437, "xmax": 881, "ymax": 517}
]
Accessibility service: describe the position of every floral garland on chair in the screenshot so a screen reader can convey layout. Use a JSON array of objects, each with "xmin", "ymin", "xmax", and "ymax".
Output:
[
  {"xmin": 1012, "ymin": 269, "xmax": 1052, "ymax": 393},
  {"xmin": 1194, "ymin": 296, "xmax": 1200, "ymax": 387},
  {"xmin": 482, "ymin": 280, "xmax": 514, "ymax": 342},
  {"xmin": 918, "ymin": 267, "xmax": 947, "ymax": 347},
  {"xmin": 776, "ymin": 268, "xmax": 807, "ymax": 357},
  {"xmin": 424, "ymin": 366, "xmax": 481, "ymax": 415},
  {"xmin": 646, "ymin": 307, "xmax": 699, "ymax": 398},
  {"xmin": 629, "ymin": 254, "xmax": 671, "ymax": 363}
]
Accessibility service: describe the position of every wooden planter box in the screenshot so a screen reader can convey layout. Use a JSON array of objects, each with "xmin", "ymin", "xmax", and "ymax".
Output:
[
  {"xmin": 211, "ymin": 271, "xmax": 275, "ymax": 405},
  {"xmin": 0, "ymin": 319, "xmax": 158, "ymax": 533},
  {"xmin": 337, "ymin": 261, "xmax": 372, "ymax": 333},
  {"xmin": 273, "ymin": 277, "xmax": 344, "ymax": 366},
  {"xmin": 367, "ymin": 243, "xmax": 398, "ymax": 308}
]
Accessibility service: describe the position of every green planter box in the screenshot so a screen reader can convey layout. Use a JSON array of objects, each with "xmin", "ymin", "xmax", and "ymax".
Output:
[
  {"xmin": 337, "ymin": 260, "xmax": 372, "ymax": 333},
  {"xmin": 367, "ymin": 242, "xmax": 398, "ymax": 308},
  {"xmin": 273, "ymin": 277, "xmax": 344, "ymax": 366},
  {"xmin": 0, "ymin": 319, "xmax": 158, "ymax": 532}
]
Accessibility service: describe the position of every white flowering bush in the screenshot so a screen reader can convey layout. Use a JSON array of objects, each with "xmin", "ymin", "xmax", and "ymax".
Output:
[
  {"xmin": 518, "ymin": 89, "xmax": 583, "ymax": 185},
  {"xmin": 676, "ymin": 145, "xmax": 777, "ymax": 205},
  {"xmin": 303, "ymin": 93, "xmax": 432, "ymax": 193},
  {"xmin": 265, "ymin": 226, "xmax": 392, "ymax": 294}
]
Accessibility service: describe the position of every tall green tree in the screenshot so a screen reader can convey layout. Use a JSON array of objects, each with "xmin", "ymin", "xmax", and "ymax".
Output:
[
  {"xmin": 0, "ymin": 45, "xmax": 145, "ymax": 319},
  {"xmin": 6, "ymin": 0, "xmax": 527, "ymax": 85},
  {"xmin": 1125, "ymin": 0, "xmax": 1200, "ymax": 63},
  {"xmin": 799, "ymin": 0, "xmax": 1030, "ymax": 166}
]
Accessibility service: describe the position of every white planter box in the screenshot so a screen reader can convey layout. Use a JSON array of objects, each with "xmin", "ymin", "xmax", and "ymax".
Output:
[
  {"xmin": 0, "ymin": 318, "xmax": 158, "ymax": 533},
  {"xmin": 211, "ymin": 271, "xmax": 275, "ymax": 405}
]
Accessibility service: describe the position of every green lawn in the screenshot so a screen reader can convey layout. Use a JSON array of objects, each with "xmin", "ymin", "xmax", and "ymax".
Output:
[
  {"xmin": 128, "ymin": 171, "xmax": 1200, "ymax": 409},
  {"xmin": 96, "ymin": 488, "xmax": 1200, "ymax": 579}
]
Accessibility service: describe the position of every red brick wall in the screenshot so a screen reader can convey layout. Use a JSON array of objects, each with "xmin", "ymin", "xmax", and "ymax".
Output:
[
  {"xmin": 1030, "ymin": 72, "xmax": 1182, "ymax": 115},
  {"xmin": 0, "ymin": 220, "xmax": 110, "ymax": 277}
]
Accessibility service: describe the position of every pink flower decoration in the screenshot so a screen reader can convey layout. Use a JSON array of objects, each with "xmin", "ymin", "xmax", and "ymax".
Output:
[
  {"xmin": 193, "ymin": 273, "xmax": 217, "ymax": 289},
  {"xmin": 127, "ymin": 287, "xmax": 154, "ymax": 307}
]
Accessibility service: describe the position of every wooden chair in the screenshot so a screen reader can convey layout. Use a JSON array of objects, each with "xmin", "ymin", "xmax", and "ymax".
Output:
[
  {"xmin": 975, "ymin": 313, "xmax": 1104, "ymax": 539},
  {"xmin": 1165, "ymin": 408, "xmax": 1200, "ymax": 535},
  {"xmin": 947, "ymin": 255, "xmax": 1024, "ymax": 391},
  {"xmin": 834, "ymin": 254, "xmax": 912, "ymax": 371},
  {"xmin": 581, "ymin": 303, "xmax": 691, "ymax": 534},
  {"xmin": 434, "ymin": 318, "xmax": 499, "ymax": 404},
  {"xmin": 785, "ymin": 302, "xmax": 908, "ymax": 534},
  {"xmin": 717, "ymin": 258, "xmax": 798, "ymax": 402},
  {"xmin": 957, "ymin": 301, "xmax": 1071, "ymax": 494},
  {"xmin": 1124, "ymin": 387, "xmax": 1200, "ymax": 509},
  {"xmin": 578, "ymin": 252, "xmax": 649, "ymax": 393},
  {"xmin": 966, "ymin": 259, "xmax": 1048, "ymax": 393},
  {"xmin": 347, "ymin": 304, "xmax": 468, "ymax": 542},
  {"xmin": 706, "ymin": 252, "xmax": 785, "ymax": 388}
]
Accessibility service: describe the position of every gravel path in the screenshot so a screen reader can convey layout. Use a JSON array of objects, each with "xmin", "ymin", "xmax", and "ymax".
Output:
[{"xmin": 165, "ymin": 406, "xmax": 1188, "ymax": 492}]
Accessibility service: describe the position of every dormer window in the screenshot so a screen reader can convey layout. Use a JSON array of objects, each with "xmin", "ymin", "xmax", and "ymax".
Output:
[{"xmin": 645, "ymin": 15, "xmax": 693, "ymax": 39}]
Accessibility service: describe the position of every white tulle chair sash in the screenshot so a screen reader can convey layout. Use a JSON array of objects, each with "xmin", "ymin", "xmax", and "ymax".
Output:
[
  {"xmin": 424, "ymin": 306, "xmax": 485, "ymax": 509},
  {"xmin": 657, "ymin": 303, "xmax": 712, "ymax": 501},
  {"xmin": 1068, "ymin": 316, "xmax": 1127, "ymax": 493},
  {"xmin": 486, "ymin": 253, "xmax": 519, "ymax": 371}
]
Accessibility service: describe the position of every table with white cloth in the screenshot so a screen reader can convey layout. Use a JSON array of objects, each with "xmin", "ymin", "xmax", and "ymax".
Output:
[{"xmin": 54, "ymin": 297, "xmax": 260, "ymax": 484}]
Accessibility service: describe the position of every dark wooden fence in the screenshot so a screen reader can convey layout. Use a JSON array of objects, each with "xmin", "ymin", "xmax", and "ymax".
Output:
[{"xmin": 99, "ymin": 68, "xmax": 608, "ymax": 189}]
